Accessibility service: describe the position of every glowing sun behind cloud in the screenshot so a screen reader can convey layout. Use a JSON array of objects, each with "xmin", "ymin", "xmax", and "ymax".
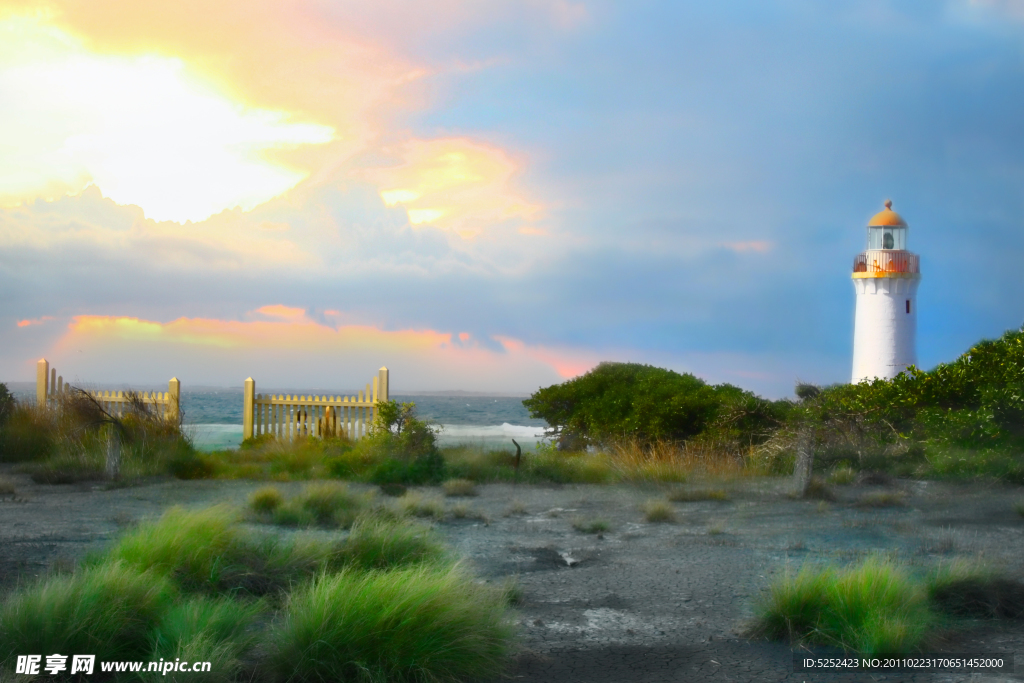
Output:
[
  {"xmin": 0, "ymin": 15, "xmax": 334, "ymax": 222},
  {"xmin": 369, "ymin": 138, "xmax": 542, "ymax": 238}
]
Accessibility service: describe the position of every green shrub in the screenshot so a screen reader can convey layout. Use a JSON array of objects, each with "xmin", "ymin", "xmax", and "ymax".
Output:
[
  {"xmin": 269, "ymin": 565, "xmax": 514, "ymax": 683},
  {"xmin": 523, "ymin": 362, "xmax": 791, "ymax": 447},
  {"xmin": 357, "ymin": 401, "xmax": 447, "ymax": 485},
  {"xmin": 752, "ymin": 557, "xmax": 934, "ymax": 655},
  {"xmin": 0, "ymin": 562, "xmax": 175, "ymax": 665}
]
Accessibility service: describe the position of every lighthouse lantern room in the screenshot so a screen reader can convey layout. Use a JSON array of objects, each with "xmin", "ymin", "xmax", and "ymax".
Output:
[{"xmin": 851, "ymin": 200, "xmax": 921, "ymax": 383}]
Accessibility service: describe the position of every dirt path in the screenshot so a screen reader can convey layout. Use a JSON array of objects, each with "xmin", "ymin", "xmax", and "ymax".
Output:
[{"xmin": 1, "ymin": 467, "xmax": 1023, "ymax": 683}]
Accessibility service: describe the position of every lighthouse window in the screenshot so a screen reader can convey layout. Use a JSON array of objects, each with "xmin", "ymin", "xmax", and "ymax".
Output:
[
  {"xmin": 883, "ymin": 231, "xmax": 894, "ymax": 249},
  {"xmin": 906, "ymin": 300, "xmax": 911, "ymax": 314}
]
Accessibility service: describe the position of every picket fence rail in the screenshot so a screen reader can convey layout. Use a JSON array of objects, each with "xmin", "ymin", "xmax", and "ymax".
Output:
[
  {"xmin": 35, "ymin": 358, "xmax": 180, "ymax": 422},
  {"xmin": 242, "ymin": 367, "xmax": 389, "ymax": 442}
]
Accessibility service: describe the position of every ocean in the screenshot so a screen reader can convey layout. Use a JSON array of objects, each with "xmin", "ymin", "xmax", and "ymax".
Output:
[{"xmin": 6, "ymin": 384, "xmax": 551, "ymax": 452}]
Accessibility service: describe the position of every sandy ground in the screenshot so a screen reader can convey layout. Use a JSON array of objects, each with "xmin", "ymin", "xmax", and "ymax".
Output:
[{"xmin": 1, "ymin": 466, "xmax": 1023, "ymax": 683}]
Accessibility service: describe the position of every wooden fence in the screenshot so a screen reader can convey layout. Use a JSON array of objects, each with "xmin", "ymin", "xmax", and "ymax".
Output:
[
  {"xmin": 36, "ymin": 358, "xmax": 180, "ymax": 422},
  {"xmin": 242, "ymin": 367, "xmax": 389, "ymax": 442}
]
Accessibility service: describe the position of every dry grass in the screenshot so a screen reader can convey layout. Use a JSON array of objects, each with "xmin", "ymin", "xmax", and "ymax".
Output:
[
  {"xmin": 449, "ymin": 502, "xmax": 489, "ymax": 522},
  {"xmin": 503, "ymin": 499, "xmax": 527, "ymax": 517},
  {"xmin": 604, "ymin": 438, "xmax": 747, "ymax": 483},
  {"xmin": 856, "ymin": 491, "xmax": 907, "ymax": 508},
  {"xmin": 0, "ymin": 476, "xmax": 15, "ymax": 497},
  {"xmin": 641, "ymin": 498, "xmax": 676, "ymax": 523},
  {"xmin": 392, "ymin": 491, "xmax": 446, "ymax": 520},
  {"xmin": 827, "ymin": 466, "xmax": 858, "ymax": 486},
  {"xmin": 442, "ymin": 478, "xmax": 478, "ymax": 497}
]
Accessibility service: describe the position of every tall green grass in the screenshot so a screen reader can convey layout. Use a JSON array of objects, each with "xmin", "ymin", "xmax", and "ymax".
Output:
[
  {"xmin": 106, "ymin": 504, "xmax": 344, "ymax": 595},
  {"xmin": 270, "ymin": 565, "xmax": 515, "ymax": 683},
  {"xmin": 752, "ymin": 557, "xmax": 934, "ymax": 655},
  {"xmin": 340, "ymin": 515, "xmax": 449, "ymax": 570},
  {"xmin": 143, "ymin": 596, "xmax": 263, "ymax": 683},
  {"xmin": 0, "ymin": 562, "xmax": 175, "ymax": 665}
]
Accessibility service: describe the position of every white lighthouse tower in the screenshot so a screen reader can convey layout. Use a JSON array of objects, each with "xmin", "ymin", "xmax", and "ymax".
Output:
[{"xmin": 851, "ymin": 200, "xmax": 921, "ymax": 383}]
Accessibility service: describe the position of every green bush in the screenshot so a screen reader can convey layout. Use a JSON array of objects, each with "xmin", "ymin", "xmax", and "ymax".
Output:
[
  {"xmin": 523, "ymin": 362, "xmax": 791, "ymax": 448},
  {"xmin": 270, "ymin": 565, "xmax": 515, "ymax": 682},
  {"xmin": 0, "ymin": 561, "xmax": 175, "ymax": 665},
  {"xmin": 359, "ymin": 401, "xmax": 447, "ymax": 485},
  {"xmin": 802, "ymin": 325, "xmax": 1024, "ymax": 482}
]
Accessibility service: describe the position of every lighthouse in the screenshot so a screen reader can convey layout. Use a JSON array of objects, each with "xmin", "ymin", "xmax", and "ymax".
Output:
[{"xmin": 851, "ymin": 200, "xmax": 921, "ymax": 383}]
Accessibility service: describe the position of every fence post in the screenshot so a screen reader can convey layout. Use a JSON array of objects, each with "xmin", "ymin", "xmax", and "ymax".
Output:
[
  {"xmin": 167, "ymin": 378, "xmax": 180, "ymax": 424},
  {"xmin": 378, "ymin": 367, "xmax": 389, "ymax": 401},
  {"xmin": 793, "ymin": 425, "xmax": 814, "ymax": 497},
  {"xmin": 243, "ymin": 378, "xmax": 255, "ymax": 441},
  {"xmin": 375, "ymin": 366, "xmax": 389, "ymax": 425},
  {"xmin": 36, "ymin": 358, "xmax": 49, "ymax": 407}
]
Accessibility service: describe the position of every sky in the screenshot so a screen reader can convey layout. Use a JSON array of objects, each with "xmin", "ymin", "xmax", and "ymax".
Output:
[{"xmin": 2, "ymin": 0, "xmax": 1023, "ymax": 398}]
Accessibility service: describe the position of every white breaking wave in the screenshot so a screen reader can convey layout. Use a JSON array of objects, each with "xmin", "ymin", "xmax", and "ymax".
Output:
[{"xmin": 188, "ymin": 422, "xmax": 548, "ymax": 452}]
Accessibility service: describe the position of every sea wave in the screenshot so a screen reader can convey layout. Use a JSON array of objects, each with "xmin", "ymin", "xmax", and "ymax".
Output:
[{"xmin": 187, "ymin": 422, "xmax": 550, "ymax": 452}]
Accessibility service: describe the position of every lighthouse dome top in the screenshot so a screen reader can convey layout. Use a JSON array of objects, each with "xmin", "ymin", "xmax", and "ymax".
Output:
[{"xmin": 868, "ymin": 200, "xmax": 907, "ymax": 227}]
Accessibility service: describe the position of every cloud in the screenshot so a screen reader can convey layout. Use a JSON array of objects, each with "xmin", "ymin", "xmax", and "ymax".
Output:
[
  {"xmin": 0, "ymin": 15, "xmax": 334, "ymax": 222},
  {"xmin": 365, "ymin": 138, "xmax": 542, "ymax": 238},
  {"xmin": 41, "ymin": 310, "xmax": 596, "ymax": 391},
  {"xmin": 16, "ymin": 315, "xmax": 53, "ymax": 327}
]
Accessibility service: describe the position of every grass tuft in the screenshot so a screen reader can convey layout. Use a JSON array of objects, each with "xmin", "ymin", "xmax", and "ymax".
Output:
[
  {"xmin": 0, "ymin": 561, "xmax": 175, "ymax": 664},
  {"xmin": 269, "ymin": 564, "xmax": 515, "ymax": 683},
  {"xmin": 442, "ymin": 478, "xmax": 479, "ymax": 497},
  {"xmin": 249, "ymin": 486, "xmax": 284, "ymax": 514},
  {"xmin": 641, "ymin": 498, "xmax": 676, "ymax": 523},
  {"xmin": 392, "ymin": 491, "xmax": 447, "ymax": 520},
  {"xmin": 1014, "ymin": 500, "xmax": 1024, "ymax": 518},
  {"xmin": 341, "ymin": 515, "xmax": 449, "ymax": 571},
  {"xmin": 572, "ymin": 517, "xmax": 611, "ymax": 534},
  {"xmin": 926, "ymin": 559, "xmax": 1024, "ymax": 619},
  {"xmin": 504, "ymin": 499, "xmax": 528, "ymax": 516},
  {"xmin": 751, "ymin": 556, "xmax": 934, "ymax": 655},
  {"xmin": 143, "ymin": 595, "xmax": 263, "ymax": 682}
]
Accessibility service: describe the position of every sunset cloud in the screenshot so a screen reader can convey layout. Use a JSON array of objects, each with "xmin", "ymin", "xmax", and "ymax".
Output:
[
  {"xmin": 43, "ymin": 310, "xmax": 594, "ymax": 391},
  {"xmin": 367, "ymin": 138, "xmax": 542, "ymax": 238}
]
